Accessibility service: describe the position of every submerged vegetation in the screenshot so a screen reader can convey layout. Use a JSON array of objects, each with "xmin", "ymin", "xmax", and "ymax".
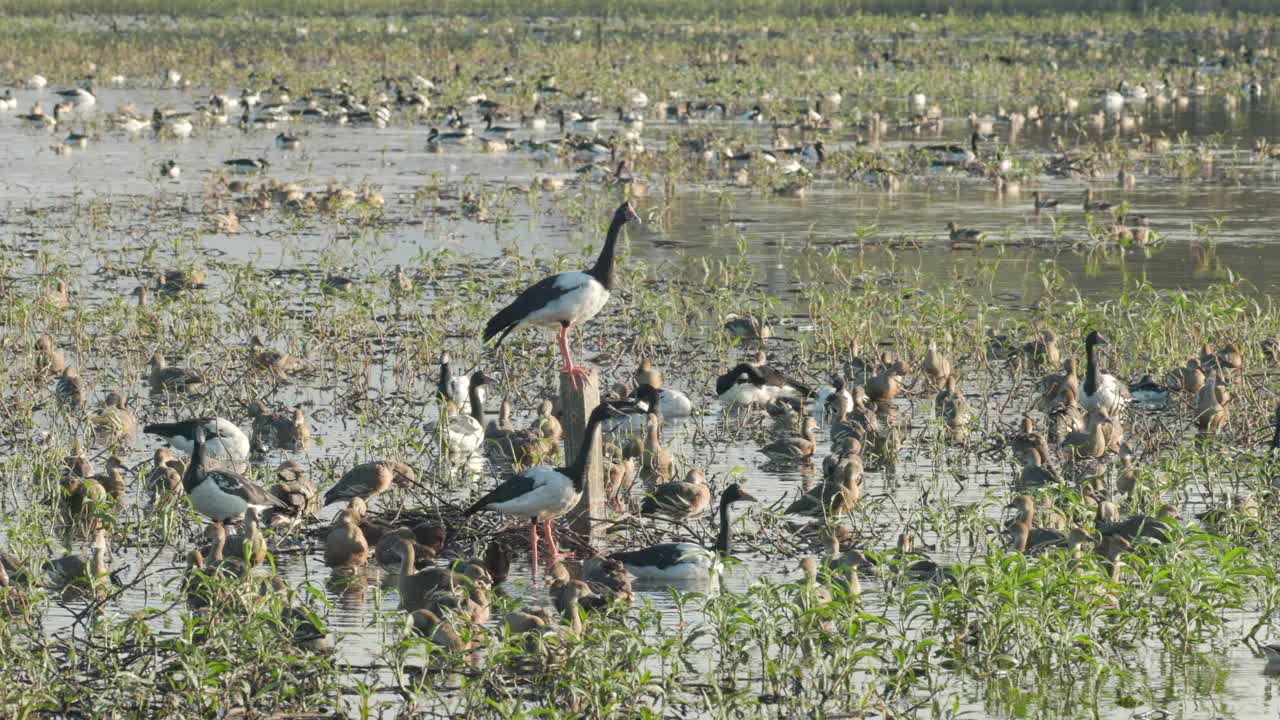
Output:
[{"xmin": 2, "ymin": 2, "xmax": 1280, "ymax": 719}]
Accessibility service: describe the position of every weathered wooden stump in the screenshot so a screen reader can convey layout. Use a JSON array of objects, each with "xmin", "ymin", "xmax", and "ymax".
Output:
[{"xmin": 559, "ymin": 368, "xmax": 602, "ymax": 541}]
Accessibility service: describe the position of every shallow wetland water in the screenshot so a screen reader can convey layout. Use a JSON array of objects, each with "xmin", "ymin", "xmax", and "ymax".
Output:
[{"xmin": 3, "ymin": 8, "xmax": 1280, "ymax": 719}]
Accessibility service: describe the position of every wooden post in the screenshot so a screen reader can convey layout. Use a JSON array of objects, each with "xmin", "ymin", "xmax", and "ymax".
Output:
[{"xmin": 560, "ymin": 369, "xmax": 602, "ymax": 541}]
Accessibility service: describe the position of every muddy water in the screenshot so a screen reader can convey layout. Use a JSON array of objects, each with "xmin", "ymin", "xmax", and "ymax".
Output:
[{"xmin": 6, "ymin": 84, "xmax": 1280, "ymax": 717}]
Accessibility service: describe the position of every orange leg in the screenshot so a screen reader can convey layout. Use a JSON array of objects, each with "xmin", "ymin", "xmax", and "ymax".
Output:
[
  {"xmin": 529, "ymin": 519, "xmax": 539, "ymax": 577},
  {"xmin": 556, "ymin": 325, "xmax": 590, "ymax": 390}
]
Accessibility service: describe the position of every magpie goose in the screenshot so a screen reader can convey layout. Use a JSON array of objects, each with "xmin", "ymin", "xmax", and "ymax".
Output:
[
  {"xmin": 433, "ymin": 354, "xmax": 486, "ymax": 460},
  {"xmin": 610, "ymin": 483, "xmax": 756, "ymax": 583},
  {"xmin": 1081, "ymin": 331, "xmax": 1127, "ymax": 416},
  {"xmin": 223, "ymin": 157, "xmax": 269, "ymax": 173},
  {"xmin": 183, "ymin": 425, "xmax": 284, "ymax": 522},
  {"xmin": 482, "ymin": 202, "xmax": 640, "ymax": 388},
  {"xmin": 144, "ymin": 417, "xmax": 250, "ymax": 466},
  {"xmin": 464, "ymin": 402, "xmax": 622, "ymax": 567},
  {"xmin": 715, "ymin": 362, "xmax": 811, "ymax": 409}
]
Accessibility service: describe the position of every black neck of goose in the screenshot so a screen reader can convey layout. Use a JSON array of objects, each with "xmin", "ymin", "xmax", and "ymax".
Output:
[
  {"xmin": 468, "ymin": 383, "xmax": 485, "ymax": 425},
  {"xmin": 1272, "ymin": 412, "xmax": 1280, "ymax": 452},
  {"xmin": 587, "ymin": 212, "xmax": 628, "ymax": 291},
  {"xmin": 183, "ymin": 435, "xmax": 206, "ymax": 493},
  {"xmin": 1084, "ymin": 338, "xmax": 1101, "ymax": 396},
  {"xmin": 437, "ymin": 362, "xmax": 452, "ymax": 403},
  {"xmin": 566, "ymin": 412, "xmax": 607, "ymax": 492},
  {"xmin": 715, "ymin": 497, "xmax": 733, "ymax": 556}
]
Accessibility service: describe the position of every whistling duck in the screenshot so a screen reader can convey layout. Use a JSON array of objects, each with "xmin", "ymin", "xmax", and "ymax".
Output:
[
  {"xmin": 324, "ymin": 508, "xmax": 369, "ymax": 568},
  {"xmin": 785, "ymin": 460, "xmax": 860, "ymax": 518},
  {"xmin": 323, "ymin": 460, "xmax": 416, "ymax": 507},
  {"xmin": 641, "ymin": 468, "xmax": 712, "ymax": 519},
  {"xmin": 760, "ymin": 416, "xmax": 818, "ymax": 462}
]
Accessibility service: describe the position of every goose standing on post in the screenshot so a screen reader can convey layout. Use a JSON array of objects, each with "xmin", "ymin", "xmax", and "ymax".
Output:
[
  {"xmin": 1081, "ymin": 331, "xmax": 1127, "ymax": 417},
  {"xmin": 610, "ymin": 483, "xmax": 756, "ymax": 583},
  {"xmin": 482, "ymin": 202, "xmax": 640, "ymax": 388},
  {"xmin": 464, "ymin": 403, "xmax": 622, "ymax": 567},
  {"xmin": 183, "ymin": 425, "xmax": 285, "ymax": 522}
]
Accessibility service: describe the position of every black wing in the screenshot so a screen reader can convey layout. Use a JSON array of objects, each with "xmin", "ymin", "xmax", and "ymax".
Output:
[
  {"xmin": 483, "ymin": 273, "xmax": 573, "ymax": 347},
  {"xmin": 209, "ymin": 471, "xmax": 286, "ymax": 508},
  {"xmin": 610, "ymin": 543, "xmax": 697, "ymax": 570},
  {"xmin": 143, "ymin": 417, "xmax": 210, "ymax": 440},
  {"xmin": 758, "ymin": 364, "xmax": 812, "ymax": 397},
  {"xmin": 715, "ymin": 363, "xmax": 760, "ymax": 397},
  {"xmin": 463, "ymin": 468, "xmax": 557, "ymax": 516}
]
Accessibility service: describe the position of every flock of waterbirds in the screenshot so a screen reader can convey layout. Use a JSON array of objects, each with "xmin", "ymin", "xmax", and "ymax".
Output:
[
  {"xmin": 3, "ymin": 37, "xmax": 1277, "ymax": 247},
  {"xmin": 6, "ymin": 23, "xmax": 1280, "ymax": 713}
]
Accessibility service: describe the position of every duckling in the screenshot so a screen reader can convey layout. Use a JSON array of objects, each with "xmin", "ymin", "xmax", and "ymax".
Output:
[
  {"xmin": 324, "ymin": 508, "xmax": 369, "ymax": 568},
  {"xmin": 641, "ymin": 468, "xmax": 711, "ymax": 519},
  {"xmin": 265, "ymin": 461, "xmax": 317, "ymax": 526},
  {"xmin": 760, "ymin": 416, "xmax": 818, "ymax": 463},
  {"xmin": 797, "ymin": 557, "xmax": 834, "ymax": 604}
]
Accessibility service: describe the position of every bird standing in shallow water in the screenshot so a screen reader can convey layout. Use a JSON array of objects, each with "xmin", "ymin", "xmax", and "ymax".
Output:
[{"xmin": 482, "ymin": 202, "xmax": 640, "ymax": 388}]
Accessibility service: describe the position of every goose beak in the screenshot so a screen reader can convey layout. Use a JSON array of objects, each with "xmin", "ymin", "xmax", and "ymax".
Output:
[{"xmin": 736, "ymin": 488, "xmax": 758, "ymax": 503}]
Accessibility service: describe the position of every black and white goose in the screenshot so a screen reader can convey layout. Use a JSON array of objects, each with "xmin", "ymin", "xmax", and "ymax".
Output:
[
  {"xmin": 55, "ymin": 85, "xmax": 96, "ymax": 108},
  {"xmin": 183, "ymin": 425, "xmax": 285, "ymax": 522},
  {"xmin": 715, "ymin": 361, "xmax": 812, "ymax": 409},
  {"xmin": 482, "ymin": 201, "xmax": 640, "ymax": 387},
  {"xmin": 610, "ymin": 483, "xmax": 756, "ymax": 582},
  {"xmin": 433, "ymin": 354, "xmax": 486, "ymax": 461},
  {"xmin": 224, "ymin": 157, "xmax": 269, "ymax": 173},
  {"xmin": 143, "ymin": 417, "xmax": 251, "ymax": 466},
  {"xmin": 1081, "ymin": 330, "xmax": 1127, "ymax": 416},
  {"xmin": 464, "ymin": 403, "xmax": 622, "ymax": 567}
]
